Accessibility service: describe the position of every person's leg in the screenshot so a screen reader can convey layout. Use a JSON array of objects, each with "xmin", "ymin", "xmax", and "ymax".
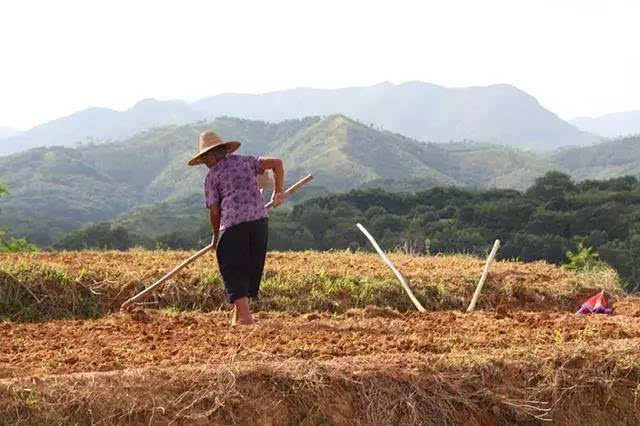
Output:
[
  {"xmin": 216, "ymin": 223, "xmax": 253, "ymax": 325},
  {"xmin": 248, "ymin": 218, "xmax": 269, "ymax": 300}
]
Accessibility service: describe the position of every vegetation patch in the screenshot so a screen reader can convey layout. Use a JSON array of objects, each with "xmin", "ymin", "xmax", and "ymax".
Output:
[{"xmin": 0, "ymin": 250, "xmax": 623, "ymax": 322}]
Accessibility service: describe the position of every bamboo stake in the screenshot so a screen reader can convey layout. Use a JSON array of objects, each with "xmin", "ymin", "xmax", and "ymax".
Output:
[
  {"xmin": 356, "ymin": 223, "xmax": 426, "ymax": 312},
  {"xmin": 466, "ymin": 239, "xmax": 501, "ymax": 313},
  {"xmin": 121, "ymin": 174, "xmax": 313, "ymax": 311}
]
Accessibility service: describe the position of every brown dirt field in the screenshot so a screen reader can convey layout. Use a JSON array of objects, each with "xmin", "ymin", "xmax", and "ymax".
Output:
[
  {"xmin": 2, "ymin": 304, "xmax": 640, "ymax": 425},
  {"xmin": 1, "ymin": 251, "xmax": 637, "ymax": 424},
  {"xmin": 2, "ymin": 308, "xmax": 640, "ymax": 379}
]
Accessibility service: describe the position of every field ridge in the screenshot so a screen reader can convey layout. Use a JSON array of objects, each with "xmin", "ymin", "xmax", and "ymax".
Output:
[{"xmin": 1, "ymin": 251, "xmax": 639, "ymax": 425}]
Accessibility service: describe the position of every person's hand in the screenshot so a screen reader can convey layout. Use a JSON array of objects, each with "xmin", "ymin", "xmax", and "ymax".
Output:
[{"xmin": 270, "ymin": 191, "xmax": 285, "ymax": 207}]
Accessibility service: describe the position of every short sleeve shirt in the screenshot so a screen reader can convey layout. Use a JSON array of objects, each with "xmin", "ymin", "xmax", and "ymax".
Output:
[{"xmin": 204, "ymin": 154, "xmax": 268, "ymax": 230}]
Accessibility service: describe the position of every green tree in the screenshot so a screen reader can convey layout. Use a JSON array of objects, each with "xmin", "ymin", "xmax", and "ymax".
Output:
[
  {"xmin": 155, "ymin": 231, "xmax": 197, "ymax": 250},
  {"xmin": 526, "ymin": 171, "xmax": 576, "ymax": 200},
  {"xmin": 54, "ymin": 222, "xmax": 134, "ymax": 250},
  {"xmin": 0, "ymin": 184, "xmax": 38, "ymax": 252},
  {"xmin": 564, "ymin": 242, "xmax": 607, "ymax": 272}
]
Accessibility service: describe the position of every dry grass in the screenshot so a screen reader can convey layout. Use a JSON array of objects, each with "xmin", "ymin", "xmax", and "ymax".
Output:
[
  {"xmin": 2, "ymin": 347, "xmax": 639, "ymax": 425},
  {"xmin": 0, "ymin": 250, "xmax": 625, "ymax": 322},
  {"xmin": 0, "ymin": 250, "xmax": 636, "ymax": 425}
]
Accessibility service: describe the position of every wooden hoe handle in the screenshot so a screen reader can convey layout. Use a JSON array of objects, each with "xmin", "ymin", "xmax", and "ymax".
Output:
[
  {"xmin": 265, "ymin": 174, "xmax": 314, "ymax": 208},
  {"xmin": 121, "ymin": 174, "xmax": 314, "ymax": 311}
]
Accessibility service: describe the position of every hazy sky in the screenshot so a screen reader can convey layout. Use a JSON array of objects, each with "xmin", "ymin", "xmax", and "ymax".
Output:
[{"xmin": 1, "ymin": 0, "xmax": 638, "ymax": 129}]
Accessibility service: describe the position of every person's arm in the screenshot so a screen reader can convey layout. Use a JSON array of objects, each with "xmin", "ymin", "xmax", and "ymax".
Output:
[
  {"xmin": 204, "ymin": 172, "xmax": 221, "ymax": 246},
  {"xmin": 210, "ymin": 203, "xmax": 221, "ymax": 246},
  {"xmin": 260, "ymin": 157, "xmax": 285, "ymax": 206}
]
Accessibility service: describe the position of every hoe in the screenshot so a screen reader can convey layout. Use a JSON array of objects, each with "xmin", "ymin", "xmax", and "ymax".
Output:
[{"xmin": 121, "ymin": 174, "xmax": 314, "ymax": 311}]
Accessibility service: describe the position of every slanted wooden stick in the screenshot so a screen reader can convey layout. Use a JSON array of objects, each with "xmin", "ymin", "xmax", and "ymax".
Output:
[
  {"xmin": 120, "ymin": 244, "xmax": 213, "ymax": 311},
  {"xmin": 121, "ymin": 174, "xmax": 313, "ymax": 311},
  {"xmin": 356, "ymin": 223, "xmax": 426, "ymax": 312},
  {"xmin": 466, "ymin": 239, "xmax": 501, "ymax": 313},
  {"xmin": 265, "ymin": 174, "xmax": 313, "ymax": 208}
]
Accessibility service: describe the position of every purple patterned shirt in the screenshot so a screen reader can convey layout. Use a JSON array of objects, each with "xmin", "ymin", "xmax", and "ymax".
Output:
[{"xmin": 204, "ymin": 154, "xmax": 267, "ymax": 230}]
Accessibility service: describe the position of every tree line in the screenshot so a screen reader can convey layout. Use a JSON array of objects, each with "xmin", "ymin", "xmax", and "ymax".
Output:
[{"xmin": 51, "ymin": 172, "xmax": 640, "ymax": 292}]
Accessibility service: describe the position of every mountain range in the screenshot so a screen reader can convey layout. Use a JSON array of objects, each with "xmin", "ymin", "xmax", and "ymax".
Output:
[
  {"xmin": 0, "ymin": 99, "xmax": 200, "ymax": 155},
  {"xmin": 0, "ymin": 82, "xmax": 601, "ymax": 155},
  {"xmin": 1, "ymin": 114, "xmax": 639, "ymax": 246},
  {"xmin": 191, "ymin": 82, "xmax": 599, "ymax": 151},
  {"xmin": 571, "ymin": 111, "xmax": 640, "ymax": 138}
]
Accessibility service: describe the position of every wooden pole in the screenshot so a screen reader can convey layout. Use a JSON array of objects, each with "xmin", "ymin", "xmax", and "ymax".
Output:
[
  {"xmin": 121, "ymin": 174, "xmax": 314, "ymax": 311},
  {"xmin": 120, "ymin": 244, "xmax": 213, "ymax": 311},
  {"xmin": 356, "ymin": 223, "xmax": 426, "ymax": 312},
  {"xmin": 466, "ymin": 239, "xmax": 501, "ymax": 313},
  {"xmin": 265, "ymin": 174, "xmax": 313, "ymax": 209}
]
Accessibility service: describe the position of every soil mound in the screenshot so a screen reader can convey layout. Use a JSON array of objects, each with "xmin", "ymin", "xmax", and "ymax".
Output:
[{"xmin": 1, "ymin": 310, "xmax": 640, "ymax": 424}]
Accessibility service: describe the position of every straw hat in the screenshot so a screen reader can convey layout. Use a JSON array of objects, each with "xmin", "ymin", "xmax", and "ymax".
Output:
[{"xmin": 187, "ymin": 130, "xmax": 241, "ymax": 166}]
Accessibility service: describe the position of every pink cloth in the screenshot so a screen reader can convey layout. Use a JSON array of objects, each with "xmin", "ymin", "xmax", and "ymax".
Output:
[
  {"xmin": 204, "ymin": 154, "xmax": 267, "ymax": 230},
  {"xmin": 576, "ymin": 291, "xmax": 614, "ymax": 315}
]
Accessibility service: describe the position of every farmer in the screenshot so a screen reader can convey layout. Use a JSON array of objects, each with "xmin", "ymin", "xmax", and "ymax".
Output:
[{"xmin": 188, "ymin": 130, "xmax": 285, "ymax": 326}]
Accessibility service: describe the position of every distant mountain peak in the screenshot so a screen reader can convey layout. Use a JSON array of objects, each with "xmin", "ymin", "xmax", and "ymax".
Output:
[
  {"xmin": 131, "ymin": 98, "xmax": 162, "ymax": 109},
  {"xmin": 190, "ymin": 81, "xmax": 596, "ymax": 151},
  {"xmin": 0, "ymin": 81, "xmax": 602, "ymax": 156},
  {"xmin": 323, "ymin": 113, "xmax": 351, "ymax": 122},
  {"xmin": 397, "ymin": 80, "xmax": 444, "ymax": 89},
  {"xmin": 0, "ymin": 98, "xmax": 202, "ymax": 156},
  {"xmin": 571, "ymin": 110, "xmax": 640, "ymax": 138}
]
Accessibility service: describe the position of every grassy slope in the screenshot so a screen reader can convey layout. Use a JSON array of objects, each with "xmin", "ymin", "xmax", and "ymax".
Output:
[
  {"xmin": 441, "ymin": 141, "xmax": 557, "ymax": 189},
  {"xmin": 0, "ymin": 250, "xmax": 623, "ymax": 322},
  {"xmin": 272, "ymin": 115, "xmax": 457, "ymax": 191}
]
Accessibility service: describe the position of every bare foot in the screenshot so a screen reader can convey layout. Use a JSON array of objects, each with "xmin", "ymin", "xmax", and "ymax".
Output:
[{"xmin": 232, "ymin": 297, "xmax": 254, "ymax": 326}]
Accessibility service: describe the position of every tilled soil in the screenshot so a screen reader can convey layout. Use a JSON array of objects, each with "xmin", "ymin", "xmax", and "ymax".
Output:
[
  {"xmin": 2, "ymin": 303, "xmax": 640, "ymax": 425},
  {"xmin": 1, "ymin": 252, "xmax": 637, "ymax": 424},
  {"xmin": 2, "ymin": 304, "xmax": 640, "ymax": 380}
]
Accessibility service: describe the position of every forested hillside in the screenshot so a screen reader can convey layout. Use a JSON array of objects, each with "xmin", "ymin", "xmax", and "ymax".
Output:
[
  {"xmin": 1, "ymin": 117, "xmax": 638, "ymax": 250},
  {"xmin": 0, "ymin": 115, "xmax": 566, "ymax": 244},
  {"xmin": 0, "ymin": 117, "xmax": 320, "ymax": 243},
  {"xmin": 551, "ymin": 135, "xmax": 640, "ymax": 181}
]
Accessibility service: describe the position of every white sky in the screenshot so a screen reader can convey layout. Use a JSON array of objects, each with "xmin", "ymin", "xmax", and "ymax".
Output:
[{"xmin": 1, "ymin": 0, "xmax": 639, "ymax": 130}]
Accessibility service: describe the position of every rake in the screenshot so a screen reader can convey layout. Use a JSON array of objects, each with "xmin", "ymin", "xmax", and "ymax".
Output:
[{"xmin": 120, "ymin": 174, "xmax": 313, "ymax": 311}]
